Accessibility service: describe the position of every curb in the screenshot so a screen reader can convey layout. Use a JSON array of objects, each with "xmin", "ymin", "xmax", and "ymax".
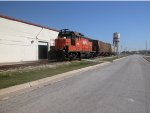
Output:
[{"xmin": 0, "ymin": 62, "xmax": 111, "ymax": 97}]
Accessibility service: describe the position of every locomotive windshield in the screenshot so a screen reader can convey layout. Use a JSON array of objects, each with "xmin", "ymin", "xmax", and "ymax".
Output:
[
  {"xmin": 58, "ymin": 29, "xmax": 72, "ymax": 38},
  {"xmin": 58, "ymin": 29, "xmax": 84, "ymax": 39}
]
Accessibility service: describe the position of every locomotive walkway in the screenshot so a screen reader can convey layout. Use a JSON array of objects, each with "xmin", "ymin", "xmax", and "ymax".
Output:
[{"xmin": 0, "ymin": 55, "xmax": 150, "ymax": 113}]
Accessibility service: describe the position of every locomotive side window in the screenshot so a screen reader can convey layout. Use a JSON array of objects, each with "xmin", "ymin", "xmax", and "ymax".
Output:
[{"xmin": 66, "ymin": 35, "xmax": 71, "ymax": 38}]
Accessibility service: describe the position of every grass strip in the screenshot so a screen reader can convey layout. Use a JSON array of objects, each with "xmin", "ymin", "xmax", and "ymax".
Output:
[
  {"xmin": 100, "ymin": 56, "xmax": 118, "ymax": 62},
  {"xmin": 0, "ymin": 61, "xmax": 100, "ymax": 89},
  {"xmin": 100, "ymin": 55, "xmax": 128, "ymax": 62}
]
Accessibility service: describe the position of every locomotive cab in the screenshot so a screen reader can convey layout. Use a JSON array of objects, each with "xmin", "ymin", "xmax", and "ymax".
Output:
[{"xmin": 58, "ymin": 29, "xmax": 81, "ymax": 46}]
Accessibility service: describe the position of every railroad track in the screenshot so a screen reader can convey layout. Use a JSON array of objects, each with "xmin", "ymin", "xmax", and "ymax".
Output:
[{"xmin": 0, "ymin": 60, "xmax": 58, "ymax": 71}]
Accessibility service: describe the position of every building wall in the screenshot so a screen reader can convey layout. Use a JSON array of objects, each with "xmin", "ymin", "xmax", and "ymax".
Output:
[
  {"xmin": 37, "ymin": 28, "xmax": 58, "ymax": 50},
  {"xmin": 0, "ymin": 17, "xmax": 59, "ymax": 63}
]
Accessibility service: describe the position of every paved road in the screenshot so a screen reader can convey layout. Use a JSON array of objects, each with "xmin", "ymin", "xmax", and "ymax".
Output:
[{"xmin": 0, "ymin": 55, "xmax": 150, "ymax": 113}]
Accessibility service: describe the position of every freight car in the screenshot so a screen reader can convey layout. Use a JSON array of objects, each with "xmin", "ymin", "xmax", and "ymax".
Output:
[
  {"xmin": 50, "ymin": 29, "xmax": 94, "ymax": 61},
  {"xmin": 90, "ymin": 39, "xmax": 113, "ymax": 57}
]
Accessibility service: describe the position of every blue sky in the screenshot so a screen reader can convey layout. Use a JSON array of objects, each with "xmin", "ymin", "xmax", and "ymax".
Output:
[{"xmin": 0, "ymin": 1, "xmax": 150, "ymax": 51}]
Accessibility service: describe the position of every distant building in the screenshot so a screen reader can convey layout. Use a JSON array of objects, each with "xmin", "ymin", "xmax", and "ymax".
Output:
[{"xmin": 0, "ymin": 15, "xmax": 59, "ymax": 63}]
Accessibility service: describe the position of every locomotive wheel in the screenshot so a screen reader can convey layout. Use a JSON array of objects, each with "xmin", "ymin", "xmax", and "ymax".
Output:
[
  {"xmin": 78, "ymin": 52, "xmax": 81, "ymax": 61},
  {"xmin": 69, "ymin": 54, "xmax": 73, "ymax": 61}
]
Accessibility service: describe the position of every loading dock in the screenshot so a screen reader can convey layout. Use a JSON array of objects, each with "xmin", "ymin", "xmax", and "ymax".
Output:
[{"xmin": 38, "ymin": 42, "xmax": 48, "ymax": 60}]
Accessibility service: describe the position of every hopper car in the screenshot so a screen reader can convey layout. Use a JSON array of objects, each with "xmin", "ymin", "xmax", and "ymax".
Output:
[{"xmin": 90, "ymin": 40, "xmax": 112, "ymax": 56}]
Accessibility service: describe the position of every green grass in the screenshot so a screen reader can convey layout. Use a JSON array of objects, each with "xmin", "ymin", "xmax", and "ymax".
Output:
[{"xmin": 0, "ymin": 61, "xmax": 100, "ymax": 89}]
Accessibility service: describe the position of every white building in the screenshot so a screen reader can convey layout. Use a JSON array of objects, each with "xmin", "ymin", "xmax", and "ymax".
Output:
[{"xmin": 0, "ymin": 15, "xmax": 59, "ymax": 63}]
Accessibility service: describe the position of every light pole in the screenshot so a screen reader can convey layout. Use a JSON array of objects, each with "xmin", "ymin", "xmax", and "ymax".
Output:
[{"xmin": 146, "ymin": 40, "xmax": 147, "ymax": 55}]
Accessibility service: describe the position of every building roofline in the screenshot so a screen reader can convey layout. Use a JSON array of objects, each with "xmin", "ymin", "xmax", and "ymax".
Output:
[{"xmin": 0, "ymin": 14, "xmax": 60, "ymax": 32}]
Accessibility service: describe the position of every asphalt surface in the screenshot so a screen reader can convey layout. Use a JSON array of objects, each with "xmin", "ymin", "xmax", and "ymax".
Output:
[{"xmin": 0, "ymin": 55, "xmax": 150, "ymax": 113}]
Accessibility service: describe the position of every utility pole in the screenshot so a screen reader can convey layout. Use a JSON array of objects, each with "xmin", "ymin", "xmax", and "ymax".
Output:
[
  {"xmin": 120, "ymin": 45, "xmax": 122, "ymax": 54},
  {"xmin": 146, "ymin": 40, "xmax": 147, "ymax": 55}
]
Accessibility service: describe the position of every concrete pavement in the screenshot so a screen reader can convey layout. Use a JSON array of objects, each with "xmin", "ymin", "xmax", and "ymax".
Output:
[{"xmin": 0, "ymin": 55, "xmax": 150, "ymax": 113}]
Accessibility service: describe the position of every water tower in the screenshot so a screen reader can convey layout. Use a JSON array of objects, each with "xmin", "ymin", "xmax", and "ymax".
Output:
[{"xmin": 113, "ymin": 32, "xmax": 120, "ymax": 55}]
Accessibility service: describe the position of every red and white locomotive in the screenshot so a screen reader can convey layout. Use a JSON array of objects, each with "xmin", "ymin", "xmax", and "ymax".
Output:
[{"xmin": 50, "ymin": 29, "xmax": 114, "ymax": 61}]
